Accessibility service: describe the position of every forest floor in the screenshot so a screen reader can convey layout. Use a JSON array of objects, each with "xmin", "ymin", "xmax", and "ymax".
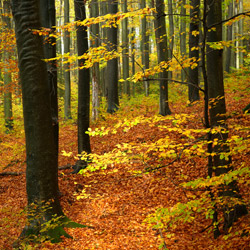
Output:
[{"xmin": 0, "ymin": 72, "xmax": 250, "ymax": 249}]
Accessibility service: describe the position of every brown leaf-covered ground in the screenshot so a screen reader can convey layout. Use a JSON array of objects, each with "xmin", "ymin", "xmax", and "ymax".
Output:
[{"xmin": 0, "ymin": 74, "xmax": 250, "ymax": 249}]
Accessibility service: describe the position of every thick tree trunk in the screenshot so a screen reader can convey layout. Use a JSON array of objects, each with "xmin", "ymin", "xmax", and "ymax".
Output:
[
  {"xmin": 39, "ymin": 0, "xmax": 59, "ymax": 156},
  {"xmin": 154, "ymin": 0, "xmax": 171, "ymax": 116},
  {"xmin": 188, "ymin": 0, "xmax": 200, "ymax": 102},
  {"xmin": 12, "ymin": 0, "xmax": 67, "ymax": 242},
  {"xmin": 107, "ymin": 0, "xmax": 119, "ymax": 113},
  {"xmin": 74, "ymin": 0, "xmax": 91, "ymax": 155},
  {"xmin": 206, "ymin": 0, "xmax": 247, "ymax": 235}
]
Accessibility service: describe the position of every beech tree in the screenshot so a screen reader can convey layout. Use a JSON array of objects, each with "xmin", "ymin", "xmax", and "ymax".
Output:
[
  {"xmin": 154, "ymin": 0, "xmax": 171, "ymax": 116},
  {"xmin": 206, "ymin": 0, "xmax": 247, "ymax": 236},
  {"xmin": 106, "ymin": 0, "xmax": 119, "ymax": 113},
  {"xmin": 12, "ymin": 0, "xmax": 68, "ymax": 242},
  {"xmin": 74, "ymin": 0, "xmax": 91, "ymax": 170}
]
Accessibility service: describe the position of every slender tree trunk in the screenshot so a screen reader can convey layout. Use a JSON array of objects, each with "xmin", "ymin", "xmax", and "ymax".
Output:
[
  {"xmin": 122, "ymin": 0, "xmax": 130, "ymax": 96},
  {"xmin": 238, "ymin": 0, "xmax": 244, "ymax": 66},
  {"xmin": 100, "ymin": 0, "xmax": 108, "ymax": 98},
  {"xmin": 90, "ymin": 0, "xmax": 100, "ymax": 121},
  {"xmin": 206, "ymin": 0, "xmax": 247, "ymax": 235},
  {"xmin": 141, "ymin": 0, "xmax": 150, "ymax": 96},
  {"xmin": 74, "ymin": 0, "xmax": 91, "ymax": 156},
  {"xmin": 12, "ymin": 0, "xmax": 68, "ymax": 242},
  {"xmin": 130, "ymin": 23, "xmax": 136, "ymax": 97},
  {"xmin": 225, "ymin": 1, "xmax": 233, "ymax": 73},
  {"xmin": 107, "ymin": 0, "xmax": 119, "ymax": 113},
  {"xmin": 3, "ymin": 0, "xmax": 13, "ymax": 132},
  {"xmin": 64, "ymin": 0, "xmax": 71, "ymax": 119},
  {"xmin": 168, "ymin": 0, "xmax": 174, "ymax": 80},
  {"xmin": 188, "ymin": 0, "xmax": 200, "ymax": 102},
  {"xmin": 154, "ymin": 0, "xmax": 171, "ymax": 116},
  {"xmin": 180, "ymin": 0, "xmax": 187, "ymax": 83}
]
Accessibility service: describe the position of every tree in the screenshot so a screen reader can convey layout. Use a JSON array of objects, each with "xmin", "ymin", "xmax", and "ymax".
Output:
[
  {"xmin": 3, "ymin": 0, "xmax": 13, "ymax": 132},
  {"xmin": 64, "ymin": 0, "xmax": 71, "ymax": 119},
  {"xmin": 141, "ymin": 0, "xmax": 150, "ymax": 96},
  {"xmin": 154, "ymin": 0, "xmax": 171, "ymax": 116},
  {"xmin": 188, "ymin": 0, "xmax": 200, "ymax": 102},
  {"xmin": 180, "ymin": 0, "xmax": 187, "ymax": 83},
  {"xmin": 11, "ymin": 0, "xmax": 70, "ymax": 243},
  {"xmin": 106, "ymin": 0, "xmax": 119, "ymax": 113},
  {"xmin": 74, "ymin": 0, "xmax": 91, "ymax": 169},
  {"xmin": 121, "ymin": 0, "xmax": 130, "ymax": 96},
  {"xmin": 90, "ymin": 0, "xmax": 100, "ymax": 121},
  {"xmin": 167, "ymin": 0, "xmax": 174, "ymax": 80},
  {"xmin": 225, "ymin": 1, "xmax": 233, "ymax": 73},
  {"xmin": 39, "ymin": 0, "xmax": 59, "ymax": 156},
  {"xmin": 206, "ymin": 0, "xmax": 247, "ymax": 235}
]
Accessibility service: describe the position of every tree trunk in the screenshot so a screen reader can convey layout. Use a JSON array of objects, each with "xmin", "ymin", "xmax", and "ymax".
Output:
[
  {"xmin": 238, "ymin": 0, "xmax": 244, "ymax": 66},
  {"xmin": 74, "ymin": 0, "xmax": 91, "ymax": 156},
  {"xmin": 11, "ymin": 0, "xmax": 68, "ymax": 242},
  {"xmin": 64, "ymin": 0, "xmax": 71, "ymax": 119},
  {"xmin": 206, "ymin": 0, "xmax": 247, "ymax": 235},
  {"xmin": 141, "ymin": 0, "xmax": 150, "ymax": 96},
  {"xmin": 225, "ymin": 1, "xmax": 233, "ymax": 73},
  {"xmin": 89, "ymin": 0, "xmax": 100, "ymax": 121},
  {"xmin": 107, "ymin": 0, "xmax": 119, "ymax": 113},
  {"xmin": 180, "ymin": 0, "xmax": 187, "ymax": 83},
  {"xmin": 3, "ymin": 0, "xmax": 13, "ymax": 132},
  {"xmin": 122, "ymin": 0, "xmax": 130, "ymax": 96},
  {"xmin": 154, "ymin": 0, "xmax": 171, "ymax": 116},
  {"xmin": 39, "ymin": 0, "xmax": 59, "ymax": 157},
  {"xmin": 188, "ymin": 0, "xmax": 200, "ymax": 102},
  {"xmin": 168, "ymin": 0, "xmax": 174, "ymax": 80}
]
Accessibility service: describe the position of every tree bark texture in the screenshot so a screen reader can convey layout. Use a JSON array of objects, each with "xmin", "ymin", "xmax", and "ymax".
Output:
[
  {"xmin": 90, "ymin": 0, "xmax": 100, "ymax": 121},
  {"xmin": 141, "ymin": 0, "xmax": 150, "ymax": 96},
  {"xmin": 121, "ymin": 0, "xmax": 130, "ymax": 96},
  {"xmin": 63, "ymin": 0, "xmax": 71, "ymax": 119},
  {"xmin": 188, "ymin": 0, "xmax": 200, "ymax": 102},
  {"xmin": 74, "ymin": 0, "xmax": 91, "ymax": 154},
  {"xmin": 3, "ymin": 0, "xmax": 13, "ymax": 131},
  {"xmin": 12, "ymin": 0, "xmax": 63, "ymax": 238},
  {"xmin": 39, "ymin": 0, "xmax": 59, "ymax": 155},
  {"xmin": 107, "ymin": 0, "xmax": 119, "ymax": 113},
  {"xmin": 206, "ymin": 0, "xmax": 247, "ymax": 234},
  {"xmin": 154, "ymin": 0, "xmax": 171, "ymax": 116}
]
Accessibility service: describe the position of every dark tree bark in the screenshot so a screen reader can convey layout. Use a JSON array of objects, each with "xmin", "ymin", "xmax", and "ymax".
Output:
[
  {"xmin": 74, "ymin": 0, "xmax": 91, "ymax": 156},
  {"xmin": 11, "ymin": 0, "xmax": 69, "ymax": 243},
  {"xmin": 206, "ymin": 0, "xmax": 247, "ymax": 235},
  {"xmin": 107, "ymin": 0, "xmax": 119, "ymax": 113},
  {"xmin": 188, "ymin": 0, "xmax": 200, "ymax": 102},
  {"xmin": 154, "ymin": 0, "xmax": 171, "ymax": 116},
  {"xmin": 39, "ymin": 0, "xmax": 59, "ymax": 156}
]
